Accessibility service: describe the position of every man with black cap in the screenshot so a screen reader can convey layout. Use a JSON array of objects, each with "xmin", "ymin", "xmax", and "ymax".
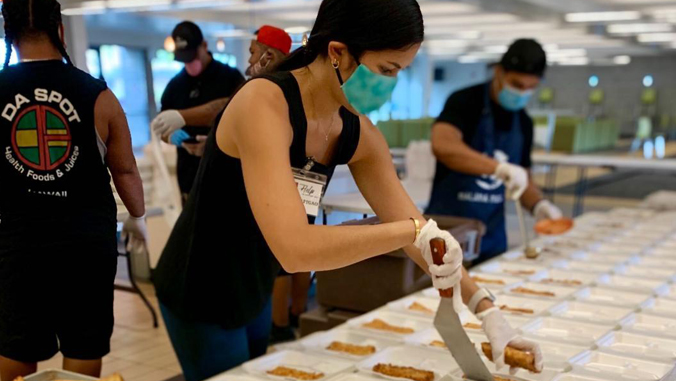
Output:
[
  {"xmin": 427, "ymin": 39, "xmax": 562, "ymax": 263},
  {"xmin": 152, "ymin": 21, "xmax": 245, "ymax": 203}
]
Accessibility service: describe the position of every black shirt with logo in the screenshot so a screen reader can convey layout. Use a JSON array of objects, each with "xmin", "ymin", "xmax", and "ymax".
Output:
[
  {"xmin": 0, "ymin": 60, "xmax": 116, "ymax": 247},
  {"xmin": 436, "ymin": 83, "xmax": 534, "ymax": 169},
  {"xmin": 160, "ymin": 58, "xmax": 244, "ymax": 194}
]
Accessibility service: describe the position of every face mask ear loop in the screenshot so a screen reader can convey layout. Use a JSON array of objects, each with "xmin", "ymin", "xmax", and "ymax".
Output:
[{"xmin": 333, "ymin": 58, "xmax": 344, "ymax": 86}]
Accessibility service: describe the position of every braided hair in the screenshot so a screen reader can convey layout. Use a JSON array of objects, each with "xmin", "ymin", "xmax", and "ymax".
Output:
[{"xmin": 2, "ymin": 0, "xmax": 73, "ymax": 68}]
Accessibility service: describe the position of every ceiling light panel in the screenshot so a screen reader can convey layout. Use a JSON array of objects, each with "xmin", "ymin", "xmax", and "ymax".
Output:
[
  {"xmin": 565, "ymin": 11, "xmax": 642, "ymax": 22},
  {"xmin": 608, "ymin": 23, "xmax": 673, "ymax": 34},
  {"xmin": 424, "ymin": 13, "xmax": 519, "ymax": 27}
]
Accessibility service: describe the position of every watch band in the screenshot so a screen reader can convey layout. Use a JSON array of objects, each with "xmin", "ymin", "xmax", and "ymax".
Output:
[{"xmin": 469, "ymin": 288, "xmax": 495, "ymax": 315}]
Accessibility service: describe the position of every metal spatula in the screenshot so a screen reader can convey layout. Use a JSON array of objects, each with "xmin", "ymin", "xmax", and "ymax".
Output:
[{"xmin": 430, "ymin": 238, "xmax": 493, "ymax": 381}]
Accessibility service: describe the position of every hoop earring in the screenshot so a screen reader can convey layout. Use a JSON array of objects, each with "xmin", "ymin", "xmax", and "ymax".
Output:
[{"xmin": 332, "ymin": 59, "xmax": 340, "ymax": 69}]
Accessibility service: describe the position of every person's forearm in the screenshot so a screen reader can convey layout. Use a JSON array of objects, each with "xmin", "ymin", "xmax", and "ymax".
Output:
[
  {"xmin": 520, "ymin": 180, "xmax": 543, "ymax": 212},
  {"xmin": 280, "ymin": 220, "xmax": 416, "ymax": 273},
  {"xmin": 460, "ymin": 267, "xmax": 495, "ymax": 313},
  {"xmin": 112, "ymin": 169, "xmax": 145, "ymax": 218},
  {"xmin": 434, "ymin": 142, "xmax": 499, "ymax": 176},
  {"xmin": 178, "ymin": 98, "xmax": 229, "ymax": 127}
]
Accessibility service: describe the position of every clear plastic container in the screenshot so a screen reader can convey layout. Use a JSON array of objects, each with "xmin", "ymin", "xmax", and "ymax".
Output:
[
  {"xmin": 525, "ymin": 338, "xmax": 588, "ymax": 372},
  {"xmin": 387, "ymin": 296, "xmax": 439, "ymax": 318},
  {"xmin": 548, "ymin": 301, "xmax": 633, "ymax": 326},
  {"xmin": 552, "ymin": 260, "xmax": 624, "ymax": 275},
  {"xmin": 593, "ymin": 243, "xmax": 643, "ymax": 256},
  {"xmin": 574, "ymin": 287, "xmax": 653, "ymax": 309},
  {"xmin": 633, "ymin": 256, "xmax": 676, "ymax": 269},
  {"xmin": 520, "ymin": 317, "xmax": 613, "ymax": 347},
  {"xmin": 493, "ymin": 294, "xmax": 558, "ymax": 317},
  {"xmin": 596, "ymin": 330, "xmax": 676, "ymax": 364},
  {"xmin": 644, "ymin": 247, "xmax": 676, "ymax": 259},
  {"xmin": 569, "ymin": 350, "xmax": 674, "ymax": 381},
  {"xmin": 327, "ymin": 373, "xmax": 387, "ymax": 381},
  {"xmin": 595, "ymin": 275, "xmax": 670, "ymax": 296},
  {"xmin": 620, "ymin": 312, "xmax": 676, "ymax": 339},
  {"xmin": 613, "ymin": 265, "xmax": 676, "ymax": 282},
  {"xmin": 641, "ymin": 297, "xmax": 676, "ymax": 318},
  {"xmin": 403, "ymin": 328, "xmax": 487, "ymax": 353},
  {"xmin": 475, "ymin": 261, "xmax": 548, "ymax": 278},
  {"xmin": 347, "ymin": 310, "xmax": 432, "ymax": 338},
  {"xmin": 529, "ymin": 270, "xmax": 603, "ymax": 288},
  {"xmin": 299, "ymin": 329, "xmax": 400, "ymax": 360},
  {"xmin": 207, "ymin": 374, "xmax": 268, "ymax": 381},
  {"xmin": 24, "ymin": 370, "xmax": 96, "ymax": 381},
  {"xmin": 504, "ymin": 282, "xmax": 578, "ymax": 301},
  {"xmin": 466, "ymin": 271, "xmax": 523, "ymax": 292},
  {"xmin": 499, "ymin": 250, "xmax": 570, "ymax": 266},
  {"xmin": 549, "ymin": 373, "xmax": 615, "ymax": 381},
  {"xmin": 242, "ymin": 350, "xmax": 354, "ymax": 381},
  {"xmin": 355, "ymin": 345, "xmax": 458, "ymax": 381},
  {"xmin": 448, "ymin": 356, "xmax": 560, "ymax": 381}
]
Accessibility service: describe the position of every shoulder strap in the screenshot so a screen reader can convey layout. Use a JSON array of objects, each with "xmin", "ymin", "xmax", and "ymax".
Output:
[{"xmin": 332, "ymin": 108, "xmax": 361, "ymax": 166}]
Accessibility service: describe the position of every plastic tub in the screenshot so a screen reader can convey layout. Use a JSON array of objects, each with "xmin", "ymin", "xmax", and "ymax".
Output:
[
  {"xmin": 525, "ymin": 338, "xmax": 588, "ymax": 372},
  {"xmin": 387, "ymin": 296, "xmax": 439, "ymax": 318},
  {"xmin": 613, "ymin": 265, "xmax": 676, "ymax": 282},
  {"xmin": 548, "ymin": 301, "xmax": 633, "ymax": 326},
  {"xmin": 574, "ymin": 287, "xmax": 653, "ymax": 309},
  {"xmin": 299, "ymin": 329, "xmax": 400, "ymax": 360},
  {"xmin": 448, "ymin": 356, "xmax": 559, "ymax": 381},
  {"xmin": 403, "ymin": 328, "xmax": 487, "ymax": 353},
  {"xmin": 569, "ymin": 350, "xmax": 673, "ymax": 381},
  {"xmin": 595, "ymin": 275, "xmax": 670, "ymax": 296},
  {"xmin": 242, "ymin": 350, "xmax": 354, "ymax": 381},
  {"xmin": 347, "ymin": 310, "xmax": 433, "ymax": 338},
  {"xmin": 619, "ymin": 312, "xmax": 676, "ymax": 339},
  {"xmin": 466, "ymin": 271, "xmax": 523, "ymax": 292},
  {"xmin": 641, "ymin": 297, "xmax": 676, "ymax": 318},
  {"xmin": 504, "ymin": 282, "xmax": 578, "ymax": 301},
  {"xmin": 596, "ymin": 330, "xmax": 676, "ymax": 364},
  {"xmin": 529, "ymin": 270, "xmax": 603, "ymax": 288},
  {"xmin": 521, "ymin": 317, "xmax": 613, "ymax": 347},
  {"xmin": 552, "ymin": 260, "xmax": 624, "ymax": 275},
  {"xmin": 355, "ymin": 345, "xmax": 458, "ymax": 381},
  {"xmin": 475, "ymin": 261, "xmax": 548, "ymax": 278},
  {"xmin": 493, "ymin": 294, "xmax": 558, "ymax": 317}
]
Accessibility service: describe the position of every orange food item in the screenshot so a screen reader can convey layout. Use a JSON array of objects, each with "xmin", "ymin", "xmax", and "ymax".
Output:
[
  {"xmin": 267, "ymin": 366, "xmax": 324, "ymax": 380},
  {"xmin": 499, "ymin": 305, "xmax": 534, "ymax": 314},
  {"xmin": 429, "ymin": 340, "xmax": 447, "ymax": 348},
  {"xmin": 511, "ymin": 287, "xmax": 555, "ymax": 297},
  {"xmin": 481, "ymin": 343, "xmax": 539, "ymax": 373},
  {"xmin": 535, "ymin": 218, "xmax": 574, "ymax": 236},
  {"xmin": 462, "ymin": 376, "xmax": 511, "ymax": 381},
  {"xmin": 504, "ymin": 270, "xmax": 536, "ymax": 276},
  {"xmin": 541, "ymin": 278, "xmax": 582, "ymax": 286},
  {"xmin": 408, "ymin": 301, "xmax": 434, "ymax": 314},
  {"xmin": 373, "ymin": 363, "xmax": 435, "ymax": 381},
  {"xmin": 463, "ymin": 322, "xmax": 482, "ymax": 330},
  {"xmin": 326, "ymin": 341, "xmax": 376, "ymax": 356},
  {"xmin": 362, "ymin": 319, "xmax": 415, "ymax": 334},
  {"xmin": 471, "ymin": 276, "xmax": 506, "ymax": 285}
]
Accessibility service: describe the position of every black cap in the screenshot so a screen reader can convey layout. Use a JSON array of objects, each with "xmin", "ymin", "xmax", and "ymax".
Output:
[
  {"xmin": 172, "ymin": 21, "xmax": 204, "ymax": 63},
  {"xmin": 500, "ymin": 39, "xmax": 547, "ymax": 78}
]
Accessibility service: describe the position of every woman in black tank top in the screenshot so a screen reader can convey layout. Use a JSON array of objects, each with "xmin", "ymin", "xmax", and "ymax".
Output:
[
  {"xmin": 154, "ymin": 0, "xmax": 543, "ymax": 379},
  {"xmin": 0, "ymin": 1, "xmax": 147, "ymax": 380}
]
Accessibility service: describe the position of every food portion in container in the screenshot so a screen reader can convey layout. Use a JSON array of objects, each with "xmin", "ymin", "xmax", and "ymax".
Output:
[
  {"xmin": 465, "ymin": 272, "xmax": 522, "ymax": 291},
  {"xmin": 327, "ymin": 342, "xmax": 376, "ymax": 356},
  {"xmin": 362, "ymin": 319, "xmax": 415, "ymax": 334},
  {"xmin": 534, "ymin": 218, "xmax": 574, "ymax": 236},
  {"xmin": 387, "ymin": 296, "xmax": 439, "ymax": 316},
  {"xmin": 529, "ymin": 269, "xmax": 601, "ymax": 288},
  {"xmin": 505, "ymin": 282, "xmax": 575, "ymax": 300},
  {"xmin": 267, "ymin": 367, "xmax": 324, "ymax": 380},
  {"xmin": 494, "ymin": 295, "xmax": 557, "ymax": 316},
  {"xmin": 372, "ymin": 364, "xmax": 434, "ymax": 381},
  {"xmin": 475, "ymin": 262, "xmax": 547, "ymax": 279},
  {"xmin": 480, "ymin": 343, "xmax": 539, "ymax": 373}
]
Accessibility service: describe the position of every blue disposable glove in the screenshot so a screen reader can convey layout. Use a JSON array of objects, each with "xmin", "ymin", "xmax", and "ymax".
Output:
[{"xmin": 170, "ymin": 130, "xmax": 191, "ymax": 147}]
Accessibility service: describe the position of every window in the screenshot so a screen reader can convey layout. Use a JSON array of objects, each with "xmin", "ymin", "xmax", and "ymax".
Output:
[
  {"xmin": 88, "ymin": 45, "xmax": 151, "ymax": 150},
  {"xmin": 150, "ymin": 49, "xmax": 183, "ymax": 111},
  {"xmin": 0, "ymin": 43, "xmax": 19, "ymax": 68}
]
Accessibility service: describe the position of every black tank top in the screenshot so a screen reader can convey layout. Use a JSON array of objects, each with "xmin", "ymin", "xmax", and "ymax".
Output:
[
  {"xmin": 154, "ymin": 71, "xmax": 361, "ymax": 328},
  {"xmin": 0, "ymin": 60, "xmax": 116, "ymax": 247}
]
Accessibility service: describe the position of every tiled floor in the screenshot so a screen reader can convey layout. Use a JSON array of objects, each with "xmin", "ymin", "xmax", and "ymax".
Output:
[{"xmin": 38, "ymin": 282, "xmax": 182, "ymax": 381}]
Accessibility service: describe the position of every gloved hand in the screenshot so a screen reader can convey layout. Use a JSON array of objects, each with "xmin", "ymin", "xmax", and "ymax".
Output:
[
  {"xmin": 494, "ymin": 163, "xmax": 529, "ymax": 200},
  {"xmin": 169, "ymin": 130, "xmax": 191, "ymax": 147},
  {"xmin": 414, "ymin": 219, "xmax": 464, "ymax": 312},
  {"xmin": 122, "ymin": 214, "xmax": 148, "ymax": 253},
  {"xmin": 152, "ymin": 110, "xmax": 186, "ymax": 139},
  {"xmin": 533, "ymin": 199, "xmax": 563, "ymax": 222},
  {"xmin": 182, "ymin": 135, "xmax": 208, "ymax": 157},
  {"xmin": 478, "ymin": 307, "xmax": 543, "ymax": 374}
]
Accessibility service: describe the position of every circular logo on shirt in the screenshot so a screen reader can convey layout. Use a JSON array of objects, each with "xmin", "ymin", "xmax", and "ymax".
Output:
[{"xmin": 11, "ymin": 105, "xmax": 72, "ymax": 171}]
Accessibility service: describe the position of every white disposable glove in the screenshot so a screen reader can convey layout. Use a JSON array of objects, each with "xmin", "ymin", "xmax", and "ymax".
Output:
[
  {"xmin": 533, "ymin": 199, "xmax": 563, "ymax": 222},
  {"xmin": 152, "ymin": 110, "xmax": 186, "ymax": 139},
  {"xmin": 478, "ymin": 307, "xmax": 543, "ymax": 374},
  {"xmin": 494, "ymin": 163, "xmax": 529, "ymax": 200},
  {"xmin": 122, "ymin": 214, "xmax": 149, "ymax": 253},
  {"xmin": 414, "ymin": 219, "xmax": 464, "ymax": 312}
]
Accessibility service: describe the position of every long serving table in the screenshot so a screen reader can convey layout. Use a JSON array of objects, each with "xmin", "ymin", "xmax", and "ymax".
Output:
[
  {"xmin": 533, "ymin": 153, "xmax": 676, "ymax": 217},
  {"xmin": 209, "ymin": 207, "xmax": 676, "ymax": 381}
]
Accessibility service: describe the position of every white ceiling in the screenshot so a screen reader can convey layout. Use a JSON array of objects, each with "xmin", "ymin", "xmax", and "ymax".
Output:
[{"xmin": 57, "ymin": 0, "xmax": 676, "ymax": 65}]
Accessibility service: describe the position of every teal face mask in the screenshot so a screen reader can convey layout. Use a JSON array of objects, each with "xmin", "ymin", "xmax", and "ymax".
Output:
[
  {"xmin": 336, "ymin": 62, "xmax": 398, "ymax": 115},
  {"xmin": 498, "ymin": 83, "xmax": 533, "ymax": 112}
]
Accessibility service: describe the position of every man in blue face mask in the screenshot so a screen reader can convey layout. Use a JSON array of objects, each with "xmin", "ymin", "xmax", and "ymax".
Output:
[{"xmin": 427, "ymin": 39, "xmax": 562, "ymax": 264}]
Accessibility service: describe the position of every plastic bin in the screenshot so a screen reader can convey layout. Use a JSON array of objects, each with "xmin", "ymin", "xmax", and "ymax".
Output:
[{"xmin": 316, "ymin": 215, "xmax": 485, "ymax": 313}]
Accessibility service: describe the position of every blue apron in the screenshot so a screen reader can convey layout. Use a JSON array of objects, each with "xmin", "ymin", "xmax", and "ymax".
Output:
[{"xmin": 427, "ymin": 82, "xmax": 524, "ymax": 262}]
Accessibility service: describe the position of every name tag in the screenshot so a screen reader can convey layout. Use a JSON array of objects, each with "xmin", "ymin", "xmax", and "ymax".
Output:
[{"xmin": 293, "ymin": 168, "xmax": 327, "ymax": 217}]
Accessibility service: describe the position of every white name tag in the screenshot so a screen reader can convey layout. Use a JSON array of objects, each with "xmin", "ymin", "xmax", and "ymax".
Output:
[{"xmin": 293, "ymin": 168, "xmax": 327, "ymax": 217}]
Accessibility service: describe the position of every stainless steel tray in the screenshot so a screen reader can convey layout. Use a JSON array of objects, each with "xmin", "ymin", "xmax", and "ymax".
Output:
[{"xmin": 24, "ymin": 369, "xmax": 97, "ymax": 381}]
